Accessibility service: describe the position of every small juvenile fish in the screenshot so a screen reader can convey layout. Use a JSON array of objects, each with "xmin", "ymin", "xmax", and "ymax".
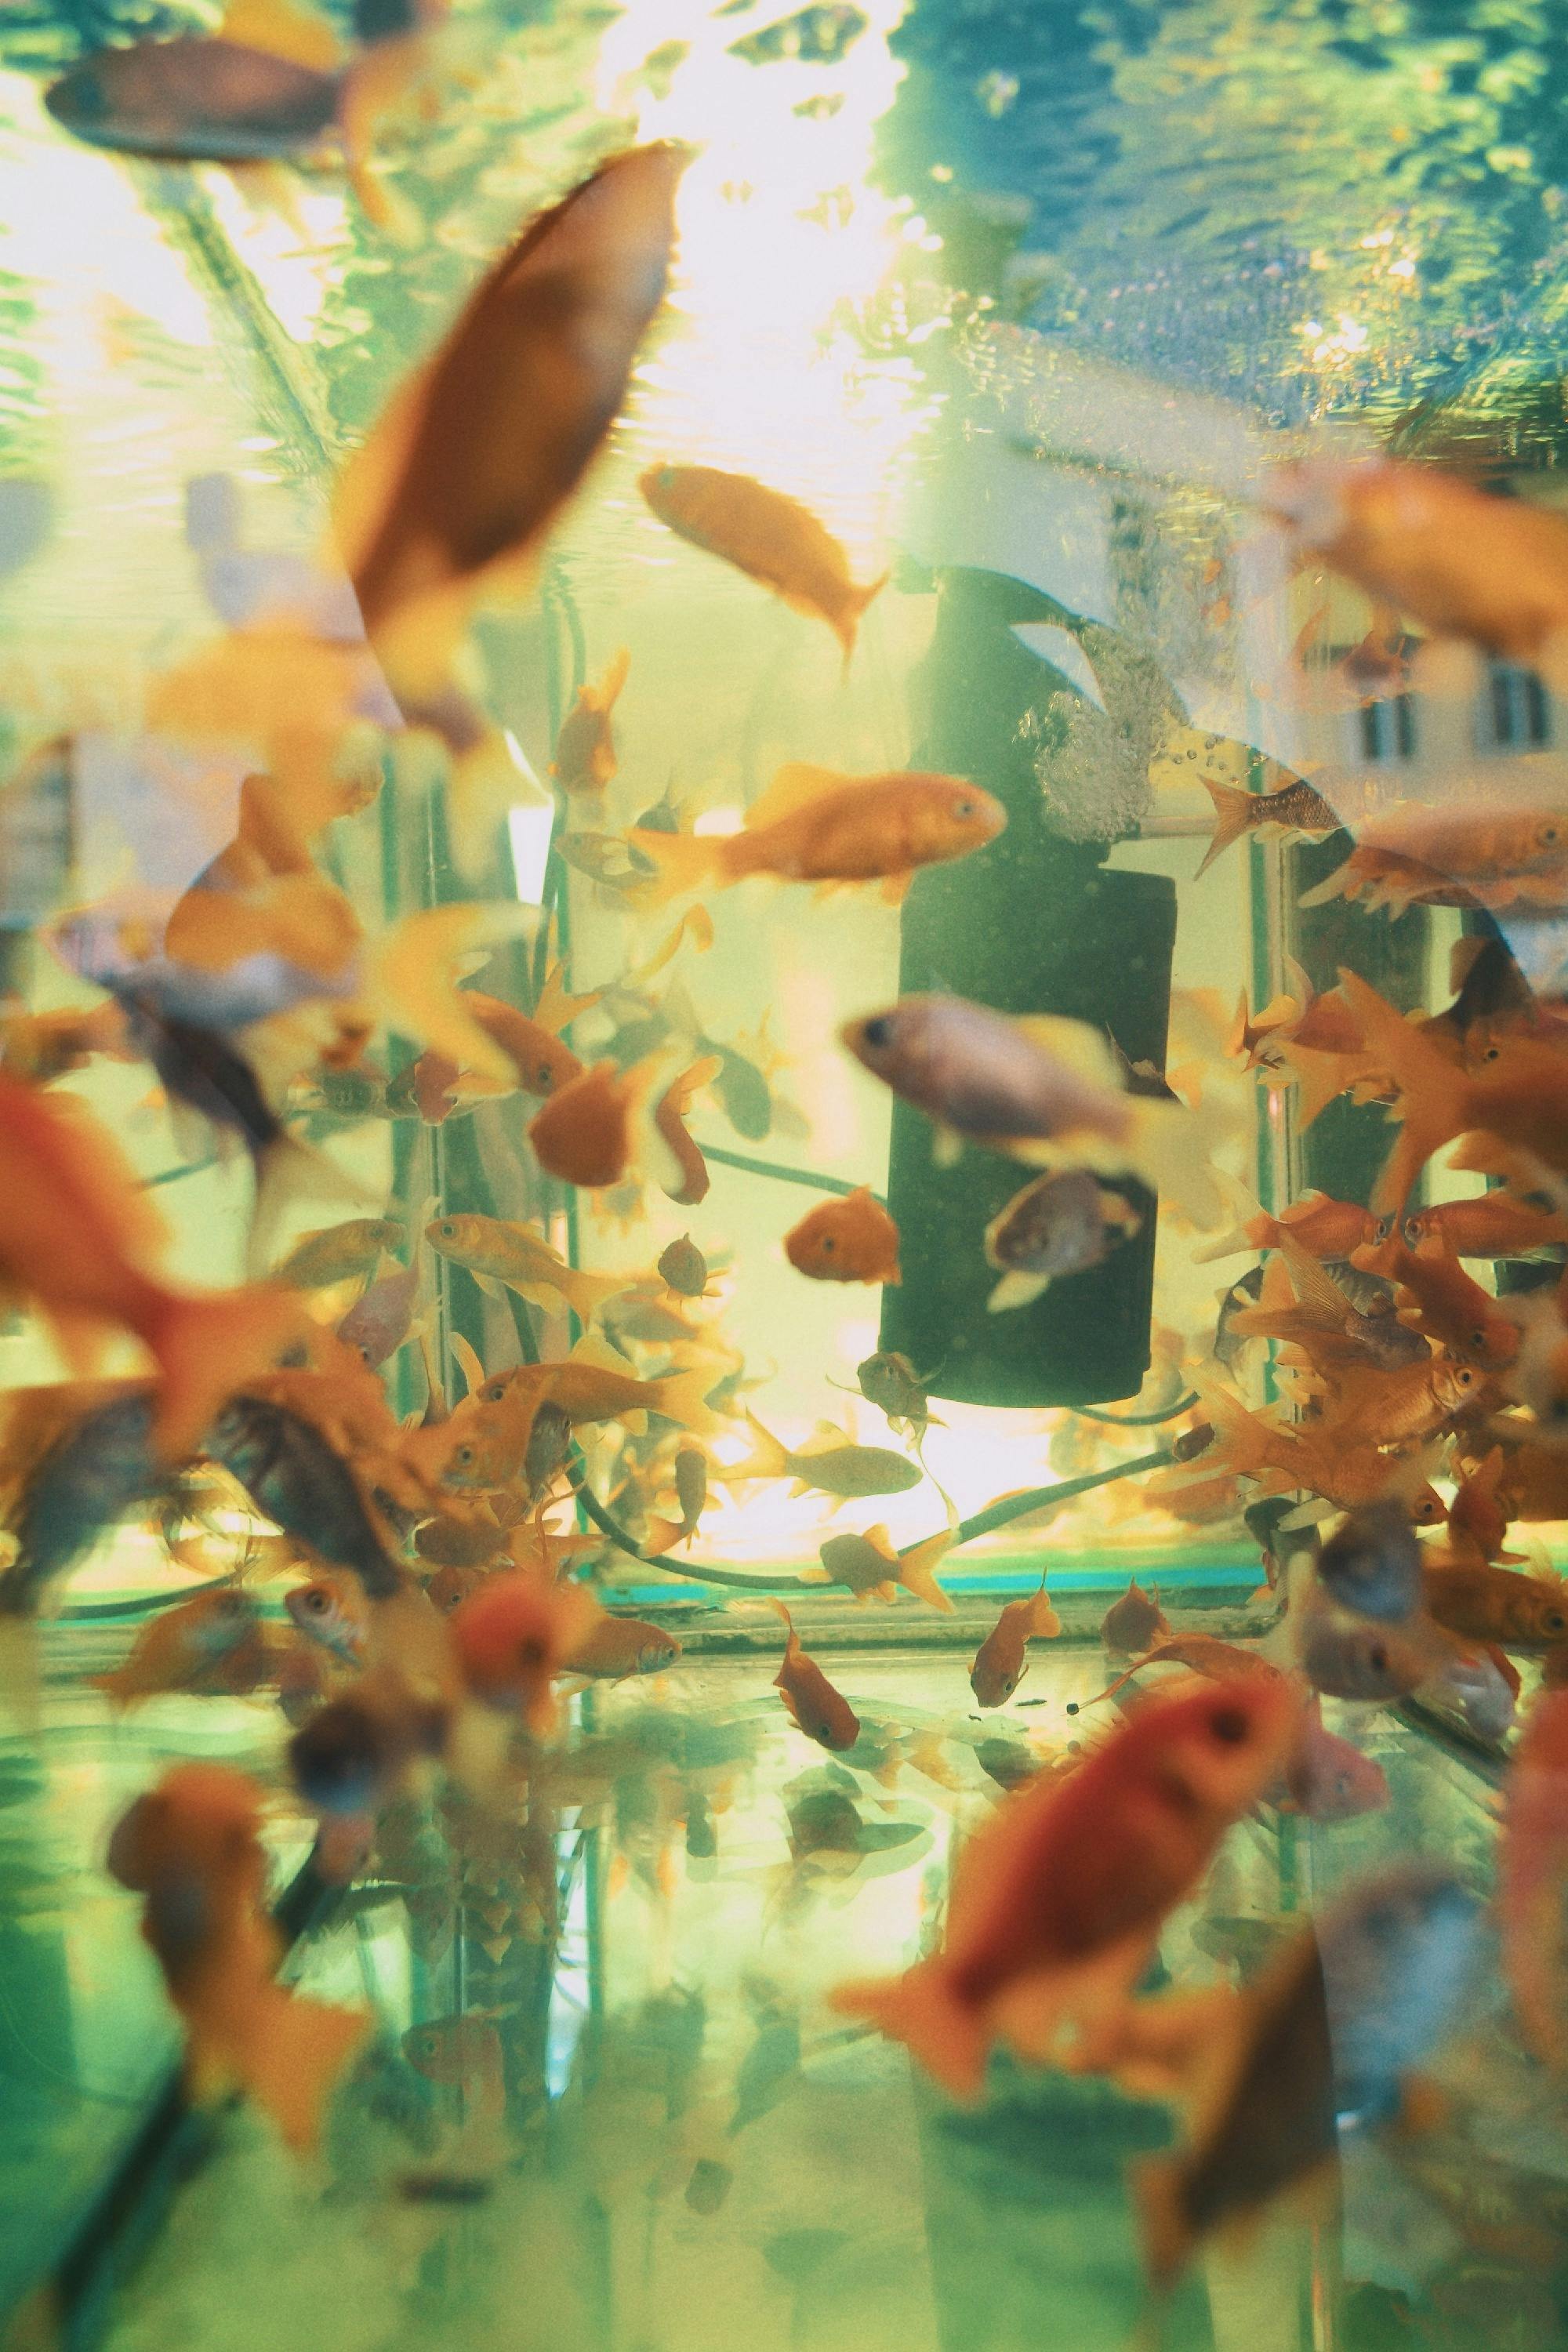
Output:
[
  {"xmin": 1423, "ymin": 1562, "xmax": 1568, "ymax": 1652},
  {"xmin": 658, "ymin": 1235, "xmax": 710, "ymax": 1298},
  {"xmin": 568, "ymin": 1615, "xmax": 681, "ymax": 1680},
  {"xmin": 1100, "ymin": 1579, "xmax": 1169, "ymax": 1657},
  {"xmin": 784, "ymin": 1188, "xmax": 900, "ymax": 1285},
  {"xmin": 970, "ymin": 1588, "xmax": 1061, "ymax": 1706},
  {"xmin": 552, "ymin": 646, "xmax": 630, "ymax": 796},
  {"xmin": 1126, "ymin": 1862, "xmax": 1481, "ymax": 2287},
  {"xmin": 673, "ymin": 1444, "xmax": 708, "ymax": 1544},
  {"xmin": 818, "ymin": 1524, "xmax": 953, "ymax": 1610},
  {"xmin": 983, "ymin": 1169, "xmax": 1141, "ymax": 1312},
  {"xmin": 107, "ymin": 1762, "xmax": 368, "ymax": 2151},
  {"xmin": 284, "ymin": 1573, "xmax": 368, "ymax": 1665},
  {"xmin": 0, "ymin": 1069, "xmax": 299, "ymax": 1459},
  {"xmin": 1500, "ymin": 1688, "xmax": 1568, "ymax": 2063},
  {"xmin": 95, "ymin": 1588, "xmax": 263, "ymax": 1708},
  {"xmin": 730, "ymin": 1417, "xmax": 921, "ymax": 1501},
  {"xmin": 842, "ymin": 995, "xmax": 1222, "ymax": 1230},
  {"xmin": 449, "ymin": 1568, "xmax": 600, "ymax": 1734},
  {"xmin": 830, "ymin": 1675, "xmax": 1298, "ymax": 2096},
  {"xmin": 336, "ymin": 1261, "xmax": 419, "ymax": 1367},
  {"xmin": 630, "ymin": 765, "xmax": 1005, "ymax": 905},
  {"xmin": 425, "ymin": 1213, "xmax": 627, "ymax": 1324},
  {"xmin": 639, "ymin": 463, "xmax": 887, "ymax": 663},
  {"xmin": 771, "ymin": 1602, "xmax": 859, "ymax": 1750},
  {"xmin": 1195, "ymin": 773, "xmax": 1341, "ymax": 878},
  {"xmin": 854, "ymin": 1351, "xmax": 937, "ymax": 1440},
  {"xmin": 1316, "ymin": 1501, "xmax": 1423, "ymax": 1623},
  {"xmin": 272, "ymin": 1217, "xmax": 402, "ymax": 1290},
  {"xmin": 403, "ymin": 2014, "xmax": 506, "ymax": 2111}
]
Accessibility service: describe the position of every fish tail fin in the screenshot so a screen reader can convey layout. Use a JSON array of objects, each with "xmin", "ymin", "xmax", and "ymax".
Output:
[
  {"xmin": 1028, "ymin": 1588, "xmax": 1062, "ymax": 1639},
  {"xmin": 1337, "ymin": 971, "xmax": 1476, "ymax": 1212},
  {"xmin": 1131, "ymin": 2154, "xmax": 1194, "ymax": 2292},
  {"xmin": 1189, "ymin": 1171, "xmax": 1265, "ymax": 1264},
  {"xmin": 1274, "ymin": 1038, "xmax": 1363, "ymax": 1130},
  {"xmin": 626, "ymin": 829, "xmax": 725, "ymax": 907},
  {"xmin": 723, "ymin": 1414, "xmax": 789, "ymax": 1482},
  {"xmin": 828, "ymin": 1960, "xmax": 987, "ymax": 2099},
  {"xmin": 644, "ymin": 1364, "xmax": 728, "ymax": 1439},
  {"xmin": 558, "ymin": 1263, "xmax": 632, "ymax": 1324},
  {"xmin": 1194, "ymin": 1379, "xmax": 1279, "ymax": 1482},
  {"xmin": 147, "ymin": 1283, "xmax": 302, "ymax": 1459},
  {"xmin": 835, "ymin": 572, "xmax": 889, "ymax": 673},
  {"xmin": 897, "ymin": 1533, "xmax": 955, "ymax": 1613},
  {"xmin": 1123, "ymin": 1097, "xmax": 1225, "ymax": 1230},
  {"xmin": 598, "ymin": 644, "xmax": 631, "ymax": 710},
  {"xmin": 239, "ymin": 1988, "xmax": 370, "ymax": 2154},
  {"xmin": 1196, "ymin": 777, "xmax": 1256, "ymax": 878},
  {"xmin": 987, "ymin": 1269, "xmax": 1051, "ymax": 1313}
]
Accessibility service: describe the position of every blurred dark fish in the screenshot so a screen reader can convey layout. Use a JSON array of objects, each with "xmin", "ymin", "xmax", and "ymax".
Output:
[
  {"xmin": 336, "ymin": 1261, "xmax": 419, "ymax": 1367},
  {"xmin": 48, "ymin": 37, "xmax": 339, "ymax": 165},
  {"xmin": 0, "ymin": 1386, "xmax": 168, "ymax": 1612},
  {"xmin": 657, "ymin": 1234, "xmax": 710, "ymax": 1298},
  {"xmin": 207, "ymin": 1392, "xmax": 405, "ymax": 1595},
  {"xmin": 1316, "ymin": 1501, "xmax": 1423, "ymax": 1624}
]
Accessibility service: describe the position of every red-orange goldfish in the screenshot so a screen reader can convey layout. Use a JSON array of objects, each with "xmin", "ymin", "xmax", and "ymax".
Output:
[
  {"xmin": 970, "ymin": 1588, "xmax": 1061, "ymax": 1706},
  {"xmin": 784, "ymin": 1187, "xmax": 901, "ymax": 1285},
  {"xmin": 94, "ymin": 1588, "xmax": 265, "ymax": 1708},
  {"xmin": 1403, "ymin": 1195, "xmax": 1568, "ymax": 1259},
  {"xmin": 1500, "ymin": 1688, "xmax": 1568, "ymax": 2063},
  {"xmin": 817, "ymin": 1524, "xmax": 954, "ymax": 1610},
  {"xmin": 639, "ymin": 463, "xmax": 887, "ymax": 663},
  {"xmin": 1193, "ymin": 1185, "xmax": 1377, "ymax": 1265},
  {"xmin": 0, "ymin": 1070, "xmax": 299, "ymax": 1457},
  {"xmin": 1423, "ymin": 1562, "xmax": 1568, "ymax": 1652},
  {"xmin": 528, "ymin": 1057, "xmax": 667, "ymax": 1189},
  {"xmin": 567, "ymin": 1614, "xmax": 681, "ymax": 1680},
  {"xmin": 1351, "ymin": 1232, "xmax": 1519, "ymax": 1369},
  {"xmin": 771, "ymin": 1602, "xmax": 859, "ymax": 1750},
  {"xmin": 651, "ymin": 1054, "xmax": 719, "ymax": 1206},
  {"xmin": 551, "ymin": 646, "xmax": 630, "ymax": 796},
  {"xmin": 831, "ymin": 1675, "xmax": 1300, "ymax": 2096},
  {"xmin": 1100, "ymin": 1580, "xmax": 1169, "ymax": 1657},
  {"xmin": 107, "ymin": 1762, "xmax": 368, "ymax": 2149}
]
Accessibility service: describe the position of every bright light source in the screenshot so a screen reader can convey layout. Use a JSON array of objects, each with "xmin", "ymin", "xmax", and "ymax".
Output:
[{"xmin": 505, "ymin": 735, "xmax": 556, "ymax": 903}]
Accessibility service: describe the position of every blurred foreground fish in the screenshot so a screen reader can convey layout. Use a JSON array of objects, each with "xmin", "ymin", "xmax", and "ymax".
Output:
[
  {"xmin": 1316, "ymin": 1500, "xmax": 1423, "ymax": 1623},
  {"xmin": 1501, "ymin": 1687, "xmax": 1568, "ymax": 2063},
  {"xmin": 830, "ymin": 1674, "xmax": 1298, "ymax": 2096},
  {"xmin": 272, "ymin": 1217, "xmax": 402, "ymax": 1290},
  {"xmin": 0, "ymin": 1070, "xmax": 299, "ymax": 1458},
  {"xmin": 450, "ymin": 1567, "xmax": 599, "ymax": 1734},
  {"xmin": 844, "ymin": 995, "xmax": 1225, "ymax": 1229},
  {"xmin": 639, "ymin": 463, "xmax": 887, "ymax": 665},
  {"xmin": 1119, "ymin": 1862, "xmax": 1481, "ymax": 2288},
  {"xmin": 333, "ymin": 143, "xmax": 688, "ymax": 848},
  {"xmin": 1270, "ymin": 456, "xmax": 1568, "ymax": 673},
  {"xmin": 336, "ymin": 1259, "xmax": 419, "ymax": 1367},
  {"xmin": 630, "ymin": 766, "xmax": 1004, "ymax": 906},
  {"xmin": 95, "ymin": 1588, "xmax": 263, "ymax": 1708},
  {"xmin": 107, "ymin": 1763, "xmax": 368, "ymax": 2151}
]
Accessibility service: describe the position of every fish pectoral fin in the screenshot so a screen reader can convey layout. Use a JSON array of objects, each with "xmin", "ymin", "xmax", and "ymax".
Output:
[
  {"xmin": 1011, "ymin": 1015, "xmax": 1123, "ymax": 1091},
  {"xmin": 988, "ymin": 1270, "xmax": 1050, "ymax": 1314},
  {"xmin": 745, "ymin": 761, "xmax": 853, "ymax": 831},
  {"xmin": 931, "ymin": 1125, "xmax": 964, "ymax": 1170},
  {"xmin": 880, "ymin": 870, "xmax": 913, "ymax": 908},
  {"xmin": 470, "ymin": 1271, "xmax": 506, "ymax": 1301}
]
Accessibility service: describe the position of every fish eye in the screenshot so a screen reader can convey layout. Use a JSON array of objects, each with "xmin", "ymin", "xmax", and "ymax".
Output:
[
  {"xmin": 1369, "ymin": 1643, "xmax": 1388, "ymax": 1674},
  {"xmin": 953, "ymin": 796, "xmax": 978, "ymax": 819},
  {"xmin": 821, "ymin": 1234, "xmax": 836, "ymax": 1251},
  {"xmin": 537, "ymin": 1065, "xmax": 554, "ymax": 1088},
  {"xmin": 1547, "ymin": 1613, "xmax": 1566, "ymax": 1634},
  {"xmin": 1456, "ymin": 1367, "xmax": 1475, "ymax": 1388},
  {"xmin": 515, "ymin": 1635, "xmax": 546, "ymax": 1667},
  {"xmin": 1210, "ymin": 1706, "xmax": 1248, "ymax": 1745},
  {"xmin": 1372, "ymin": 1218, "xmax": 1391, "ymax": 1244},
  {"xmin": 1541, "ymin": 825, "xmax": 1560, "ymax": 849},
  {"xmin": 452, "ymin": 1445, "xmax": 475, "ymax": 1468},
  {"xmin": 438, "ymin": 1220, "xmax": 457, "ymax": 1239},
  {"xmin": 1550, "ymin": 1398, "xmax": 1568, "ymax": 1422},
  {"xmin": 414, "ymin": 2032, "xmax": 438, "ymax": 2060},
  {"xmin": 860, "ymin": 1017, "xmax": 893, "ymax": 1051},
  {"xmin": 303, "ymin": 1589, "xmax": 329, "ymax": 1615}
]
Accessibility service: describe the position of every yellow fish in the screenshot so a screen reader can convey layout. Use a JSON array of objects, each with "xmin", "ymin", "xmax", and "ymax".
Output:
[{"xmin": 423, "ymin": 1212, "xmax": 629, "ymax": 1324}]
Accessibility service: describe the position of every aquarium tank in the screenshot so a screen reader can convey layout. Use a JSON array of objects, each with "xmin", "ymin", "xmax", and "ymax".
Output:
[{"xmin": 5, "ymin": 0, "xmax": 1568, "ymax": 2346}]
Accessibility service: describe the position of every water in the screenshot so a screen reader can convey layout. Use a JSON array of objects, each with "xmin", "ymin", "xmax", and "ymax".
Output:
[{"xmin": 0, "ymin": 0, "xmax": 1567, "ymax": 2343}]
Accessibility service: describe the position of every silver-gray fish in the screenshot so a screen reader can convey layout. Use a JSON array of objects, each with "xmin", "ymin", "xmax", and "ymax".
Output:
[
  {"xmin": 984, "ymin": 1168, "xmax": 1142, "ymax": 1312},
  {"xmin": 1316, "ymin": 1501, "xmax": 1423, "ymax": 1624}
]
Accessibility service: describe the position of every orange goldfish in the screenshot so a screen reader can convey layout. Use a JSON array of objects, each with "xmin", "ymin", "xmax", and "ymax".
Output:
[
  {"xmin": 1403, "ymin": 1195, "xmax": 1568, "ymax": 1259},
  {"xmin": 784, "ymin": 1187, "xmax": 901, "ymax": 1285},
  {"xmin": 551, "ymin": 646, "xmax": 630, "ymax": 795},
  {"xmin": 528, "ymin": 1057, "xmax": 668, "ymax": 1189},
  {"xmin": 817, "ymin": 1524, "xmax": 954, "ymax": 1610},
  {"xmin": 1352, "ymin": 1232, "xmax": 1519, "ymax": 1368},
  {"xmin": 632, "ymin": 765, "xmax": 1005, "ymax": 907},
  {"xmin": 449, "ymin": 1568, "xmax": 601, "ymax": 1734},
  {"xmin": 1441, "ymin": 1447, "xmax": 1522, "ymax": 1565},
  {"xmin": 567, "ymin": 1614, "xmax": 681, "ymax": 1679},
  {"xmin": 970, "ymin": 1588, "xmax": 1061, "ymax": 1706},
  {"xmin": 403, "ymin": 2013, "xmax": 506, "ymax": 2110},
  {"xmin": 284, "ymin": 1572, "xmax": 368, "ymax": 1664},
  {"xmin": 1100, "ymin": 1580, "xmax": 1169, "ymax": 1657},
  {"xmin": 424, "ymin": 1211, "xmax": 628, "ymax": 1323},
  {"xmin": 1272, "ymin": 456, "xmax": 1568, "ymax": 667},
  {"xmin": 1193, "ymin": 1186, "xmax": 1377, "ymax": 1265},
  {"xmin": 0, "ymin": 1069, "xmax": 299, "ymax": 1457},
  {"xmin": 830, "ymin": 1675, "xmax": 1299, "ymax": 2097},
  {"xmin": 1423, "ymin": 1562, "xmax": 1568, "ymax": 1652},
  {"xmin": 651, "ymin": 1054, "xmax": 720, "ymax": 1206},
  {"xmin": 94, "ymin": 1588, "xmax": 265, "ymax": 1708},
  {"xmin": 425, "ymin": 1352, "xmax": 724, "ymax": 1490},
  {"xmin": 336, "ymin": 147, "xmax": 687, "ymax": 702},
  {"xmin": 1193, "ymin": 1381, "xmax": 1447, "ymax": 1523},
  {"xmin": 1298, "ymin": 844, "xmax": 1479, "ymax": 920},
  {"xmin": 0, "ymin": 998, "xmax": 129, "ymax": 1086},
  {"xmin": 1339, "ymin": 970, "xmax": 1568, "ymax": 1211},
  {"xmin": 1313, "ymin": 1350, "xmax": 1483, "ymax": 1449},
  {"xmin": 771, "ymin": 1602, "xmax": 859, "ymax": 1750},
  {"xmin": 1500, "ymin": 1688, "xmax": 1568, "ymax": 2063},
  {"xmin": 107, "ymin": 1763, "xmax": 368, "ymax": 2150},
  {"xmin": 1077, "ymin": 1634, "xmax": 1286, "ymax": 1711},
  {"xmin": 639, "ymin": 463, "xmax": 887, "ymax": 664}
]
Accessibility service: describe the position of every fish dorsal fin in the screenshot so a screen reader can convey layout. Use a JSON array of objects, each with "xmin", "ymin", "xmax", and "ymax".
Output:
[
  {"xmin": 864, "ymin": 1523, "xmax": 894, "ymax": 1559},
  {"xmin": 569, "ymin": 1330, "xmax": 632, "ymax": 1375},
  {"xmin": 746, "ymin": 762, "xmax": 853, "ymax": 832},
  {"xmin": 220, "ymin": 0, "xmax": 343, "ymax": 70},
  {"xmin": 1011, "ymin": 1014, "xmax": 1123, "ymax": 1091}
]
